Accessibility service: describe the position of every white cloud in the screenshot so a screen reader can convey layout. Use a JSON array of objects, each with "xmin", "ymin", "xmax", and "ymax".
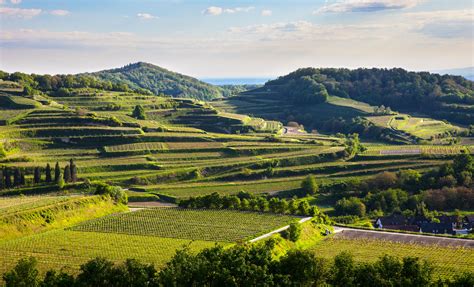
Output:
[
  {"xmin": 261, "ymin": 9, "xmax": 272, "ymax": 16},
  {"xmin": 0, "ymin": 7, "xmax": 41, "ymax": 18},
  {"xmin": 136, "ymin": 13, "xmax": 157, "ymax": 20},
  {"xmin": 315, "ymin": 0, "xmax": 422, "ymax": 13},
  {"xmin": 10, "ymin": 0, "xmax": 21, "ymax": 4},
  {"xmin": 203, "ymin": 6, "xmax": 222, "ymax": 15},
  {"xmin": 224, "ymin": 7, "xmax": 254, "ymax": 14},
  {"xmin": 203, "ymin": 6, "xmax": 254, "ymax": 16},
  {"xmin": 1, "ymin": 21, "xmax": 472, "ymax": 77},
  {"xmin": 50, "ymin": 10, "xmax": 70, "ymax": 16},
  {"xmin": 403, "ymin": 9, "xmax": 474, "ymax": 39}
]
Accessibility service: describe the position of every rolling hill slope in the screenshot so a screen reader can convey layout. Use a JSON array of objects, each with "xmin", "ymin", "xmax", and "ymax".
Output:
[
  {"xmin": 213, "ymin": 67, "xmax": 473, "ymax": 143},
  {"xmin": 88, "ymin": 62, "xmax": 223, "ymax": 101},
  {"xmin": 261, "ymin": 67, "xmax": 474, "ymax": 125}
]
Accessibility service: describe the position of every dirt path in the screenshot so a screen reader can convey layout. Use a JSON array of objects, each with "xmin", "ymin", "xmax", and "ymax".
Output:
[
  {"xmin": 249, "ymin": 217, "xmax": 312, "ymax": 243},
  {"xmin": 282, "ymin": 126, "xmax": 306, "ymax": 135},
  {"xmin": 333, "ymin": 227, "xmax": 474, "ymax": 247},
  {"xmin": 128, "ymin": 201, "xmax": 177, "ymax": 208}
]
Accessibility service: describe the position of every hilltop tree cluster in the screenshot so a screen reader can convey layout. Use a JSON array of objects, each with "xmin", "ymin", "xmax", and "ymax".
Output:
[
  {"xmin": 92, "ymin": 62, "xmax": 222, "ymax": 100},
  {"xmin": 266, "ymin": 67, "xmax": 474, "ymax": 125},
  {"xmin": 0, "ymin": 70, "xmax": 152, "ymax": 97},
  {"xmin": 4, "ymin": 246, "xmax": 473, "ymax": 287},
  {"xmin": 0, "ymin": 160, "xmax": 78, "ymax": 190}
]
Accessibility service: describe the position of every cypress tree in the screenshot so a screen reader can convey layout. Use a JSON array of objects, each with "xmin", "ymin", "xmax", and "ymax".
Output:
[
  {"xmin": 5, "ymin": 168, "xmax": 12, "ymax": 188},
  {"xmin": 13, "ymin": 168, "xmax": 21, "ymax": 187},
  {"xmin": 70, "ymin": 159, "xmax": 77, "ymax": 182},
  {"xmin": 54, "ymin": 162, "xmax": 61, "ymax": 183},
  {"xmin": 0, "ymin": 168, "xmax": 4, "ymax": 189},
  {"xmin": 34, "ymin": 167, "xmax": 41, "ymax": 184},
  {"xmin": 63, "ymin": 165, "xmax": 71, "ymax": 183},
  {"xmin": 20, "ymin": 169, "xmax": 26, "ymax": 186},
  {"xmin": 45, "ymin": 163, "xmax": 52, "ymax": 183}
]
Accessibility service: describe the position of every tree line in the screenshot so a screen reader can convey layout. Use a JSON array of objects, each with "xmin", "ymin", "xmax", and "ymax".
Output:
[
  {"xmin": 178, "ymin": 191, "xmax": 327, "ymax": 220},
  {"xmin": 331, "ymin": 153, "xmax": 474, "ymax": 218},
  {"xmin": 0, "ymin": 70, "xmax": 151, "ymax": 98},
  {"xmin": 4, "ymin": 244, "xmax": 473, "ymax": 286},
  {"xmin": 0, "ymin": 159, "xmax": 78, "ymax": 190}
]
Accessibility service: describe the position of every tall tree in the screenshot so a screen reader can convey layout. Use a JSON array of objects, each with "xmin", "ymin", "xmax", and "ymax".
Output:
[
  {"xmin": 2, "ymin": 257, "xmax": 40, "ymax": 287},
  {"xmin": 20, "ymin": 169, "xmax": 26, "ymax": 186},
  {"xmin": 34, "ymin": 167, "xmax": 41, "ymax": 184},
  {"xmin": 0, "ymin": 168, "xmax": 4, "ymax": 189},
  {"xmin": 13, "ymin": 168, "xmax": 21, "ymax": 187},
  {"xmin": 45, "ymin": 163, "xmax": 52, "ymax": 183},
  {"xmin": 132, "ymin": 105, "xmax": 146, "ymax": 120},
  {"xmin": 301, "ymin": 174, "xmax": 319, "ymax": 195},
  {"xmin": 5, "ymin": 168, "xmax": 12, "ymax": 188},
  {"xmin": 63, "ymin": 165, "xmax": 71, "ymax": 183},
  {"xmin": 69, "ymin": 159, "xmax": 77, "ymax": 182},
  {"xmin": 54, "ymin": 162, "xmax": 61, "ymax": 183}
]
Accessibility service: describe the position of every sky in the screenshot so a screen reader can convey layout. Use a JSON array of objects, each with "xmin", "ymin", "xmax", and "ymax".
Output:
[{"xmin": 0, "ymin": 0, "xmax": 473, "ymax": 78}]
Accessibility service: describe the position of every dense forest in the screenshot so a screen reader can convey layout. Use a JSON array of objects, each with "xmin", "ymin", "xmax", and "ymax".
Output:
[
  {"xmin": 0, "ymin": 62, "xmax": 244, "ymax": 100},
  {"xmin": 0, "ymin": 70, "xmax": 142, "ymax": 96},
  {"xmin": 88, "ymin": 62, "xmax": 223, "ymax": 100},
  {"xmin": 264, "ymin": 67, "xmax": 474, "ymax": 125}
]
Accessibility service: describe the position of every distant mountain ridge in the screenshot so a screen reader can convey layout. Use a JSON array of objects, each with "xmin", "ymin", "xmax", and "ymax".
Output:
[
  {"xmin": 434, "ymin": 67, "xmax": 474, "ymax": 81},
  {"xmin": 201, "ymin": 78, "xmax": 271, "ymax": 85},
  {"xmin": 88, "ymin": 62, "xmax": 223, "ymax": 101}
]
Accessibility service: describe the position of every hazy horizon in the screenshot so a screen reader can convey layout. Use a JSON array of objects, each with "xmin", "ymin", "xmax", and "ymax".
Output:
[
  {"xmin": 1, "ymin": 0, "xmax": 473, "ymax": 77},
  {"xmin": 1, "ymin": 60, "xmax": 473, "ymax": 81}
]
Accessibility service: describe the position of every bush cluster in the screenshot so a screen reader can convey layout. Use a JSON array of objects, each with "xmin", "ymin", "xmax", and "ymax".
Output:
[{"xmin": 178, "ymin": 191, "xmax": 328, "ymax": 221}]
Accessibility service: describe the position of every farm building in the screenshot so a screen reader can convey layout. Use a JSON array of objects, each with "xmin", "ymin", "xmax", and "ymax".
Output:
[
  {"xmin": 374, "ymin": 214, "xmax": 464, "ymax": 235},
  {"xmin": 374, "ymin": 214, "xmax": 419, "ymax": 232},
  {"xmin": 419, "ymin": 222, "xmax": 455, "ymax": 235},
  {"xmin": 464, "ymin": 215, "xmax": 474, "ymax": 229}
]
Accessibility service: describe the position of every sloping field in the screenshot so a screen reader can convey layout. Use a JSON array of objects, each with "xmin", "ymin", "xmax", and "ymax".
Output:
[
  {"xmin": 364, "ymin": 145, "xmax": 471, "ymax": 156},
  {"xmin": 0, "ymin": 196, "xmax": 73, "ymax": 215},
  {"xmin": 0, "ymin": 195, "xmax": 127, "ymax": 241},
  {"xmin": 0, "ymin": 230, "xmax": 215, "ymax": 277},
  {"xmin": 311, "ymin": 237, "xmax": 474, "ymax": 279},
  {"xmin": 71, "ymin": 207, "xmax": 299, "ymax": 242}
]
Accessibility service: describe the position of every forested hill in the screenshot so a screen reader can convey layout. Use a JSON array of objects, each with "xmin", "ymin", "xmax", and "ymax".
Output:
[
  {"xmin": 89, "ymin": 62, "xmax": 223, "ymax": 101},
  {"xmin": 262, "ymin": 68, "xmax": 474, "ymax": 125}
]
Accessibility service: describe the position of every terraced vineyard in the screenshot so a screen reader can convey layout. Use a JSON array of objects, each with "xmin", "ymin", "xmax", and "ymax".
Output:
[
  {"xmin": 0, "ymin": 89, "xmax": 469, "ymax": 201},
  {"xmin": 0, "ymin": 206, "xmax": 296, "ymax": 276},
  {"xmin": 71, "ymin": 207, "xmax": 298, "ymax": 242},
  {"xmin": 363, "ymin": 144, "xmax": 471, "ymax": 156},
  {"xmin": 0, "ymin": 229, "xmax": 216, "ymax": 277},
  {"xmin": 0, "ymin": 196, "xmax": 73, "ymax": 215},
  {"xmin": 0, "ymin": 82, "xmax": 472, "ymax": 283},
  {"xmin": 311, "ymin": 238, "xmax": 474, "ymax": 278}
]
